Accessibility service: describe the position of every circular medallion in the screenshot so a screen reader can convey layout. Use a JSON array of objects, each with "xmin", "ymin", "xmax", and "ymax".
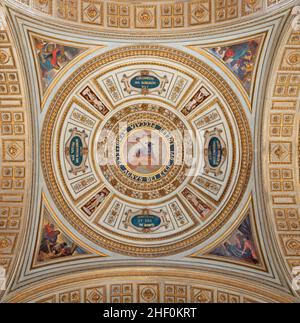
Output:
[
  {"xmin": 97, "ymin": 104, "xmax": 193, "ymax": 201},
  {"xmin": 0, "ymin": 50, "xmax": 9, "ymax": 64}
]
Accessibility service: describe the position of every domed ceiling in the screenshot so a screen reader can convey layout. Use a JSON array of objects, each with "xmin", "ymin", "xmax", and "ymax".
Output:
[{"xmin": 0, "ymin": 0, "xmax": 299, "ymax": 303}]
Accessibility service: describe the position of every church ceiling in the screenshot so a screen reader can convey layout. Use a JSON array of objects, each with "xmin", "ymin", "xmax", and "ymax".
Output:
[{"xmin": 0, "ymin": 0, "xmax": 299, "ymax": 303}]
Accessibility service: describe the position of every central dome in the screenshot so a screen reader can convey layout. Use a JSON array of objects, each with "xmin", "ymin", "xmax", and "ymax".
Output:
[{"xmin": 41, "ymin": 45, "xmax": 252, "ymax": 256}]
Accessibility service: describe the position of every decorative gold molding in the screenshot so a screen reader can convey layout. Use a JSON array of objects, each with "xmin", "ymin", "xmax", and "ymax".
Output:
[
  {"xmin": 6, "ymin": 0, "xmax": 294, "ymax": 35},
  {"xmin": 6, "ymin": 267, "xmax": 297, "ymax": 303}
]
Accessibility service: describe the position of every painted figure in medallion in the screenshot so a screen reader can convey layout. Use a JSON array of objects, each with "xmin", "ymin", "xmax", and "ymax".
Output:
[
  {"xmin": 125, "ymin": 129, "xmax": 165, "ymax": 175},
  {"xmin": 81, "ymin": 86, "xmax": 109, "ymax": 116},
  {"xmin": 181, "ymin": 86, "xmax": 211, "ymax": 116},
  {"xmin": 82, "ymin": 188, "xmax": 110, "ymax": 217},
  {"xmin": 182, "ymin": 188, "xmax": 211, "ymax": 219}
]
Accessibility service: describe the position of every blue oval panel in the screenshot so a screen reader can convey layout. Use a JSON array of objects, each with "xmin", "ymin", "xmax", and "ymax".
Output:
[
  {"xmin": 131, "ymin": 215, "xmax": 161, "ymax": 229},
  {"xmin": 208, "ymin": 137, "xmax": 222, "ymax": 167},
  {"xmin": 69, "ymin": 136, "xmax": 83, "ymax": 166},
  {"xmin": 130, "ymin": 75, "xmax": 160, "ymax": 89}
]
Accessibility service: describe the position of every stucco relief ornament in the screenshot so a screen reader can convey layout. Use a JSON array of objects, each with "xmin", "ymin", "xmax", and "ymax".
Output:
[
  {"xmin": 246, "ymin": 0, "xmax": 259, "ymax": 9},
  {"xmin": 141, "ymin": 287, "xmax": 156, "ymax": 302},
  {"xmin": 287, "ymin": 51, "xmax": 300, "ymax": 65},
  {"xmin": 138, "ymin": 9, "xmax": 153, "ymax": 25},
  {"xmin": 292, "ymin": 6, "xmax": 300, "ymax": 31},
  {"xmin": 193, "ymin": 6, "xmax": 205, "ymax": 20},
  {"xmin": 0, "ymin": 238, "xmax": 11, "ymax": 249},
  {"xmin": 0, "ymin": 50, "xmax": 9, "ymax": 64},
  {"xmin": 87, "ymin": 5, "xmax": 98, "ymax": 20}
]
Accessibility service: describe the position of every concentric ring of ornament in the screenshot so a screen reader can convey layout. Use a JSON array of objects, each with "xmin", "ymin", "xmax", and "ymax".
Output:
[
  {"xmin": 41, "ymin": 45, "xmax": 252, "ymax": 257},
  {"xmin": 97, "ymin": 103, "xmax": 193, "ymax": 200}
]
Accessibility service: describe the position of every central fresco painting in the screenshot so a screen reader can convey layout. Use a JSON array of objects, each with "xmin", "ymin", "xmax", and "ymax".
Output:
[{"xmin": 0, "ymin": 0, "xmax": 299, "ymax": 305}]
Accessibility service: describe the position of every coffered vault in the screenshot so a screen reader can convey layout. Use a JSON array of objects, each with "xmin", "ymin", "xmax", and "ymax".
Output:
[{"xmin": 0, "ymin": 0, "xmax": 299, "ymax": 303}]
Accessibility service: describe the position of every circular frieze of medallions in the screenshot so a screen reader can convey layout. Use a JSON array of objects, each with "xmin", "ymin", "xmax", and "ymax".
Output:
[{"xmin": 96, "ymin": 103, "xmax": 193, "ymax": 201}]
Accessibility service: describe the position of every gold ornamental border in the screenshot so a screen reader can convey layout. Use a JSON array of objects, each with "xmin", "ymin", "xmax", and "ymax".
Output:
[
  {"xmin": 6, "ymin": 267, "xmax": 296, "ymax": 303},
  {"xmin": 41, "ymin": 45, "xmax": 252, "ymax": 257},
  {"xmin": 101, "ymin": 106, "xmax": 191, "ymax": 195}
]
